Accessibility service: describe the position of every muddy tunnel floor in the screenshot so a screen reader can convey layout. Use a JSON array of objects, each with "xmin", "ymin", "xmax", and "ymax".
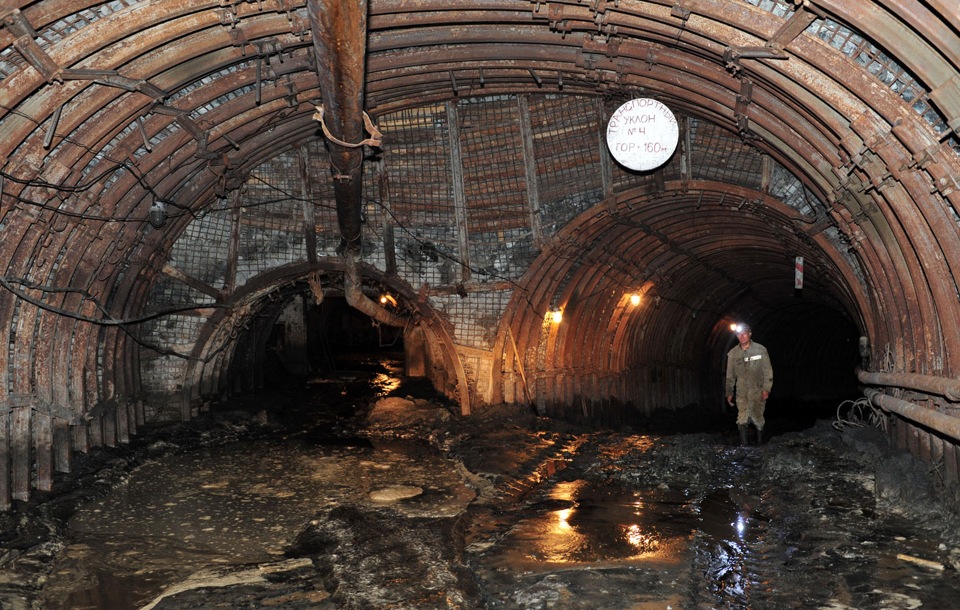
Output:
[{"xmin": 2, "ymin": 361, "xmax": 960, "ymax": 609}]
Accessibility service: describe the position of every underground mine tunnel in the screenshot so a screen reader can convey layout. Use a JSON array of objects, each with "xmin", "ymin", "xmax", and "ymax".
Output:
[{"xmin": 2, "ymin": 0, "xmax": 960, "ymax": 607}]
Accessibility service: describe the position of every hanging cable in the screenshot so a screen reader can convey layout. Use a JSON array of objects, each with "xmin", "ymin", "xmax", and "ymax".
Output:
[{"xmin": 0, "ymin": 275, "xmax": 230, "ymax": 326}]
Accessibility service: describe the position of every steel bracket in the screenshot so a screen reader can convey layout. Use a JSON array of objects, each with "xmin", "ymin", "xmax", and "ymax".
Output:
[
  {"xmin": 595, "ymin": 21, "xmax": 619, "ymax": 42},
  {"xmin": 288, "ymin": 11, "xmax": 309, "ymax": 39},
  {"xmin": 734, "ymin": 79, "xmax": 754, "ymax": 137},
  {"xmin": 217, "ymin": 5, "xmax": 241, "ymax": 28},
  {"xmin": 531, "ymin": 2, "xmax": 571, "ymax": 35},
  {"xmin": 576, "ymin": 51, "xmax": 602, "ymax": 71},
  {"xmin": 736, "ymin": 114, "xmax": 752, "ymax": 138},
  {"xmin": 671, "ymin": 3, "xmax": 691, "ymax": 21},
  {"xmin": 724, "ymin": 43, "xmax": 788, "ymax": 75},
  {"xmin": 548, "ymin": 4, "xmax": 572, "ymax": 36},
  {"xmin": 931, "ymin": 174, "xmax": 959, "ymax": 198},
  {"xmin": 900, "ymin": 143, "xmax": 942, "ymax": 174},
  {"xmin": 862, "ymin": 155, "xmax": 894, "ymax": 192},
  {"xmin": 644, "ymin": 49, "xmax": 657, "ymax": 70},
  {"xmin": 582, "ymin": 34, "xmax": 620, "ymax": 58},
  {"xmin": 5, "ymin": 10, "xmax": 63, "ymax": 83},
  {"xmin": 928, "ymin": 74, "xmax": 960, "ymax": 137},
  {"xmin": 6, "ymin": 394, "xmax": 84, "ymax": 425}
]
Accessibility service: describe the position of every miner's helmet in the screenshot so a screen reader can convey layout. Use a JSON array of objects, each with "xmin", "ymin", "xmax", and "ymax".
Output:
[{"xmin": 731, "ymin": 323, "xmax": 751, "ymax": 334}]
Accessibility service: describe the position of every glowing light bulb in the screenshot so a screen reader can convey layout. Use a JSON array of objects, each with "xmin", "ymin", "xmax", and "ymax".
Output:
[
  {"xmin": 551, "ymin": 309, "xmax": 563, "ymax": 324},
  {"xmin": 629, "ymin": 293, "xmax": 641, "ymax": 306}
]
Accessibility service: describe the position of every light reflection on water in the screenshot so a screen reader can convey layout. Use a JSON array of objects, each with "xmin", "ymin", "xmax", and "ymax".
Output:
[
  {"xmin": 497, "ymin": 479, "xmax": 696, "ymax": 566},
  {"xmin": 372, "ymin": 371, "xmax": 402, "ymax": 395}
]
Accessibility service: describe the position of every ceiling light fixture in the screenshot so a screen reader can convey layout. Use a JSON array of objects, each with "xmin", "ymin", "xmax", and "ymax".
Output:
[{"xmin": 148, "ymin": 201, "xmax": 167, "ymax": 229}]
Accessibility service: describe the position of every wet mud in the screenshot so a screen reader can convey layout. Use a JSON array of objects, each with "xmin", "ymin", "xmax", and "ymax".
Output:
[{"xmin": 2, "ymin": 358, "xmax": 960, "ymax": 609}]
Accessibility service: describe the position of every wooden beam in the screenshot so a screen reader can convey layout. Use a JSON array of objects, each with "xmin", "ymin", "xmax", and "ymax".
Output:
[
  {"xmin": 11, "ymin": 406, "xmax": 30, "ymax": 502},
  {"xmin": 35, "ymin": 412, "xmax": 52, "ymax": 492},
  {"xmin": 446, "ymin": 101, "xmax": 472, "ymax": 282},
  {"xmin": 0, "ymin": 411, "xmax": 10, "ymax": 510},
  {"xmin": 298, "ymin": 143, "xmax": 319, "ymax": 264},
  {"xmin": 162, "ymin": 263, "xmax": 222, "ymax": 300},
  {"xmin": 517, "ymin": 95, "xmax": 544, "ymax": 249}
]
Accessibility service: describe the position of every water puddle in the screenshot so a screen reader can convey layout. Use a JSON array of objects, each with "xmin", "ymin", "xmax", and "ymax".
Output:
[
  {"xmin": 40, "ymin": 433, "xmax": 471, "ymax": 608},
  {"xmin": 486, "ymin": 480, "xmax": 697, "ymax": 569},
  {"xmin": 474, "ymin": 477, "xmax": 772, "ymax": 610},
  {"xmin": 9, "ymin": 364, "xmax": 960, "ymax": 610}
]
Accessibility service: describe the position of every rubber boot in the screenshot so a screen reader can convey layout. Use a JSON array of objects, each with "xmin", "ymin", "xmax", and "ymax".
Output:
[
  {"xmin": 738, "ymin": 424, "xmax": 749, "ymax": 446},
  {"xmin": 754, "ymin": 426, "xmax": 764, "ymax": 446}
]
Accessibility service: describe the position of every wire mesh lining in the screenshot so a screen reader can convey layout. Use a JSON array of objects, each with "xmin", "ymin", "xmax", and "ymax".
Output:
[
  {"xmin": 138, "ymin": 312, "xmax": 204, "ymax": 401},
  {"xmin": 740, "ymin": 0, "xmax": 796, "ymax": 18},
  {"xmin": 302, "ymin": 142, "xmax": 343, "ymax": 256},
  {"xmin": 393, "ymin": 227, "xmax": 460, "ymax": 287},
  {"xmin": 534, "ymin": 95, "xmax": 606, "ymax": 239},
  {"xmin": 236, "ymin": 202, "xmax": 307, "ymax": 281},
  {"xmin": 381, "ymin": 104, "xmax": 459, "ymax": 286},
  {"xmin": 169, "ymin": 210, "xmax": 231, "ymax": 287},
  {"xmin": 139, "ymin": 276, "xmax": 210, "ymax": 396},
  {"xmin": 457, "ymin": 101, "xmax": 525, "ymax": 223},
  {"xmin": 358, "ymin": 164, "xmax": 389, "ymax": 268},
  {"xmin": 231, "ymin": 148, "xmax": 317, "ymax": 280},
  {"xmin": 153, "ymin": 93, "xmax": 829, "ymax": 306},
  {"xmin": 433, "ymin": 290, "xmax": 513, "ymax": 349},
  {"xmin": 688, "ymin": 119, "xmax": 764, "ymax": 188},
  {"xmin": 145, "ymin": 276, "xmax": 213, "ymax": 312},
  {"xmin": 457, "ymin": 98, "xmax": 534, "ymax": 281},
  {"xmin": 768, "ymin": 163, "xmax": 820, "ymax": 218},
  {"xmin": 808, "ymin": 18, "xmax": 952, "ymax": 139}
]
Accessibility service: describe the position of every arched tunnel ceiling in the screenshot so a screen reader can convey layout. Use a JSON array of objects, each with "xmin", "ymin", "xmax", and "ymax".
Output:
[{"xmin": 1, "ymin": 0, "xmax": 960, "ymax": 405}]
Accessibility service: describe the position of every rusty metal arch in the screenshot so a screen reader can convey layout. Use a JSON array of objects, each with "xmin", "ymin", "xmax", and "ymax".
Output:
[
  {"xmin": 491, "ymin": 179, "xmax": 870, "ymax": 409},
  {"xmin": 176, "ymin": 259, "xmax": 473, "ymax": 417}
]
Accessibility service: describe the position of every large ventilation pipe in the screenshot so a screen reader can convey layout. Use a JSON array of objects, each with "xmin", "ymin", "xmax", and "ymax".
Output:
[
  {"xmin": 859, "ymin": 369, "xmax": 960, "ymax": 402},
  {"xmin": 863, "ymin": 388, "xmax": 960, "ymax": 442},
  {"xmin": 307, "ymin": 0, "xmax": 403, "ymax": 328},
  {"xmin": 342, "ymin": 251, "xmax": 408, "ymax": 328},
  {"xmin": 307, "ymin": 0, "xmax": 369, "ymax": 253}
]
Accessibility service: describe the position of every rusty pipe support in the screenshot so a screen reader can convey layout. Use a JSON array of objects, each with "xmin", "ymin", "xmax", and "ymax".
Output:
[
  {"xmin": 863, "ymin": 388, "xmax": 960, "ymax": 443},
  {"xmin": 342, "ymin": 250, "xmax": 408, "ymax": 328},
  {"xmin": 307, "ymin": 0, "xmax": 369, "ymax": 253},
  {"xmin": 858, "ymin": 368, "xmax": 960, "ymax": 402}
]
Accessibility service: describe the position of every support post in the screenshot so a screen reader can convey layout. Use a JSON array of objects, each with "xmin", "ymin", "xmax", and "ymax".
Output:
[{"xmin": 11, "ymin": 406, "xmax": 30, "ymax": 502}]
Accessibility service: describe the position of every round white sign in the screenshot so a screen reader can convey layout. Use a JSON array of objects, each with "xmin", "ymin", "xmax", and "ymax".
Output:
[{"xmin": 605, "ymin": 98, "xmax": 679, "ymax": 171}]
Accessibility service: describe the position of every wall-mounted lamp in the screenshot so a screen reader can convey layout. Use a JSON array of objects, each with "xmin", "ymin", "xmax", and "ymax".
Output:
[
  {"xmin": 148, "ymin": 201, "xmax": 167, "ymax": 229},
  {"xmin": 629, "ymin": 293, "xmax": 641, "ymax": 306},
  {"xmin": 549, "ymin": 308, "xmax": 563, "ymax": 324},
  {"xmin": 379, "ymin": 293, "xmax": 398, "ymax": 307}
]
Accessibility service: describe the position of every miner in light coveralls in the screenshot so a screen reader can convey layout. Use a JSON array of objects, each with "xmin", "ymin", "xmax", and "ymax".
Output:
[{"xmin": 725, "ymin": 324, "xmax": 774, "ymax": 445}]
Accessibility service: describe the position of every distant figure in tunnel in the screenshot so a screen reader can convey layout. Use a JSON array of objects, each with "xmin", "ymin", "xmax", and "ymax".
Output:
[{"xmin": 725, "ymin": 324, "xmax": 773, "ymax": 445}]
